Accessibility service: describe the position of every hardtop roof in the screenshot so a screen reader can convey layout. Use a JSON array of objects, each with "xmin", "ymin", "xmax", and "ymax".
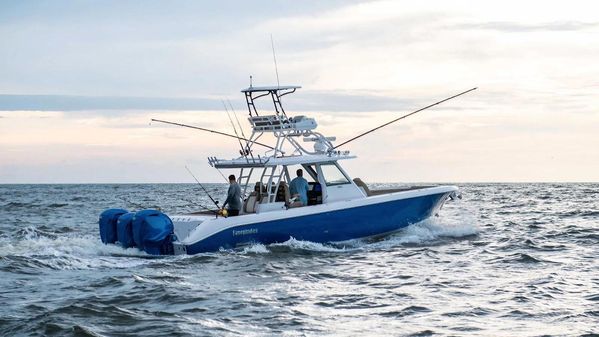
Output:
[
  {"xmin": 241, "ymin": 85, "xmax": 301, "ymax": 93},
  {"xmin": 213, "ymin": 153, "xmax": 355, "ymax": 169}
]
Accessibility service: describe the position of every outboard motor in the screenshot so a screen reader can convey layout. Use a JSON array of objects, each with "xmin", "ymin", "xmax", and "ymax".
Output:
[
  {"xmin": 99, "ymin": 208, "xmax": 128, "ymax": 244},
  {"xmin": 116, "ymin": 212, "xmax": 136, "ymax": 248},
  {"xmin": 132, "ymin": 209, "xmax": 177, "ymax": 255}
]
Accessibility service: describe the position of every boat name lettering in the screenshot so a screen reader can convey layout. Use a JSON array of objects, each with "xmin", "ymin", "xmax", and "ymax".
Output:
[{"xmin": 232, "ymin": 228, "xmax": 258, "ymax": 236}]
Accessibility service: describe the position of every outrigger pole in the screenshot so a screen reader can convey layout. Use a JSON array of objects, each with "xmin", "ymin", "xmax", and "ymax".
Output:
[
  {"xmin": 151, "ymin": 118, "xmax": 275, "ymax": 150},
  {"xmin": 332, "ymin": 87, "xmax": 478, "ymax": 150}
]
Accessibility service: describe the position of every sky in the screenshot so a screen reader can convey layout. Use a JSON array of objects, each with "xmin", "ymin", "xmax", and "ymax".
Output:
[{"xmin": 1, "ymin": 0, "xmax": 598, "ymax": 183}]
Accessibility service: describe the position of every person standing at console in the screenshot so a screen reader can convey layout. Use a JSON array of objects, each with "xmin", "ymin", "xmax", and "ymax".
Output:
[
  {"xmin": 289, "ymin": 169, "xmax": 309, "ymax": 206},
  {"xmin": 222, "ymin": 174, "xmax": 242, "ymax": 216}
]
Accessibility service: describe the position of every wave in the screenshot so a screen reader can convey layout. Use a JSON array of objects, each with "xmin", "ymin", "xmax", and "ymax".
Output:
[
  {"xmin": 379, "ymin": 305, "xmax": 432, "ymax": 318},
  {"xmin": 237, "ymin": 243, "xmax": 271, "ymax": 254},
  {"xmin": 497, "ymin": 252, "xmax": 560, "ymax": 265},
  {"xmin": 0, "ymin": 226, "xmax": 150, "ymax": 271},
  {"xmin": 47, "ymin": 203, "xmax": 69, "ymax": 208},
  {"xmin": 390, "ymin": 219, "xmax": 479, "ymax": 245},
  {"xmin": 1, "ymin": 201, "xmax": 69, "ymax": 210},
  {"xmin": 379, "ymin": 203, "xmax": 480, "ymax": 246},
  {"xmin": 561, "ymin": 209, "xmax": 599, "ymax": 218},
  {"xmin": 271, "ymin": 237, "xmax": 352, "ymax": 253},
  {"xmin": 227, "ymin": 238, "xmax": 352, "ymax": 255}
]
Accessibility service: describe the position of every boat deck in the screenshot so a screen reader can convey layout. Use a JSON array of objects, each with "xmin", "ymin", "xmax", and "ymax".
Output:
[
  {"xmin": 185, "ymin": 185, "xmax": 436, "ymax": 216},
  {"xmin": 366, "ymin": 185, "xmax": 436, "ymax": 196}
]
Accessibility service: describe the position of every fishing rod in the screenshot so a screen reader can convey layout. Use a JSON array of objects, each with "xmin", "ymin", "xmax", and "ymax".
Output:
[
  {"xmin": 185, "ymin": 199, "xmax": 219, "ymax": 215},
  {"xmin": 151, "ymin": 118, "xmax": 275, "ymax": 150},
  {"xmin": 228, "ymin": 99, "xmax": 254, "ymax": 159},
  {"xmin": 185, "ymin": 165, "xmax": 220, "ymax": 209},
  {"xmin": 332, "ymin": 87, "xmax": 478, "ymax": 150},
  {"xmin": 229, "ymin": 99, "xmax": 247, "ymax": 140},
  {"xmin": 183, "ymin": 199, "xmax": 218, "ymax": 214},
  {"xmin": 215, "ymin": 167, "xmax": 229, "ymax": 183},
  {"xmin": 222, "ymin": 100, "xmax": 247, "ymax": 156},
  {"xmin": 228, "ymin": 99, "xmax": 251, "ymax": 152}
]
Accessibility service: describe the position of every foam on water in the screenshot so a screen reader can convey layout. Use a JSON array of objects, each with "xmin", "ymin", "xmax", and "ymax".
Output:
[
  {"xmin": 271, "ymin": 237, "xmax": 351, "ymax": 252},
  {"xmin": 238, "ymin": 243, "xmax": 270, "ymax": 254},
  {"xmin": 393, "ymin": 216, "xmax": 480, "ymax": 245},
  {"xmin": 0, "ymin": 225, "xmax": 151, "ymax": 270}
]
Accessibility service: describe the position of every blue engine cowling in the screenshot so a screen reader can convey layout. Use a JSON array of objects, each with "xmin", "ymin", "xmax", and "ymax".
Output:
[
  {"xmin": 99, "ymin": 208, "xmax": 129, "ymax": 244},
  {"xmin": 116, "ymin": 212, "xmax": 136, "ymax": 248},
  {"xmin": 132, "ymin": 209, "xmax": 176, "ymax": 255}
]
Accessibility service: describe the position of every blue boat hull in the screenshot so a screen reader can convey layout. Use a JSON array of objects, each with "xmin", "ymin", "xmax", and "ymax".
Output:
[{"xmin": 184, "ymin": 191, "xmax": 449, "ymax": 254}]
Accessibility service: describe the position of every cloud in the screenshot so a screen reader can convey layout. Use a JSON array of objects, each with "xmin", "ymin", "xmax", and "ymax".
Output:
[
  {"xmin": 450, "ymin": 21, "xmax": 599, "ymax": 32},
  {"xmin": 0, "ymin": 91, "xmax": 420, "ymax": 114},
  {"xmin": 287, "ymin": 91, "xmax": 416, "ymax": 113},
  {"xmin": 0, "ymin": 94, "xmax": 222, "ymax": 112}
]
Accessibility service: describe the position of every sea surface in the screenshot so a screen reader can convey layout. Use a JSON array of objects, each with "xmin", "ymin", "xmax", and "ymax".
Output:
[{"xmin": 0, "ymin": 183, "xmax": 597, "ymax": 337}]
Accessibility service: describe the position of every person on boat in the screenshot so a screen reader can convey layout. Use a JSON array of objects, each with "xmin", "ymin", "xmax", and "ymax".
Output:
[
  {"xmin": 222, "ymin": 174, "xmax": 242, "ymax": 216},
  {"xmin": 289, "ymin": 169, "xmax": 309, "ymax": 206}
]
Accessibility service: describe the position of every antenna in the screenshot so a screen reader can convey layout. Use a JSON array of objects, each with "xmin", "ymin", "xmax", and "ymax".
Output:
[{"xmin": 270, "ymin": 34, "xmax": 280, "ymax": 87}]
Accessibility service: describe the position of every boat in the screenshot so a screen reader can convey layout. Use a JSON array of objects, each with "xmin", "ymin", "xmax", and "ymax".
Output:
[{"xmin": 99, "ymin": 83, "xmax": 462, "ymax": 255}]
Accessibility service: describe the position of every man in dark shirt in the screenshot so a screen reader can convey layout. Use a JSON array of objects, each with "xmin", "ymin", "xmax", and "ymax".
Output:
[{"xmin": 222, "ymin": 174, "xmax": 242, "ymax": 216}]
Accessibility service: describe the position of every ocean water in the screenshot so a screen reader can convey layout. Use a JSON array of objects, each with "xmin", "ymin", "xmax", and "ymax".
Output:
[{"xmin": 0, "ymin": 183, "xmax": 597, "ymax": 337}]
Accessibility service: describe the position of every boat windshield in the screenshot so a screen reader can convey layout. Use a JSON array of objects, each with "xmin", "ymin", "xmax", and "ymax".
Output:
[{"xmin": 319, "ymin": 163, "xmax": 350, "ymax": 186}]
